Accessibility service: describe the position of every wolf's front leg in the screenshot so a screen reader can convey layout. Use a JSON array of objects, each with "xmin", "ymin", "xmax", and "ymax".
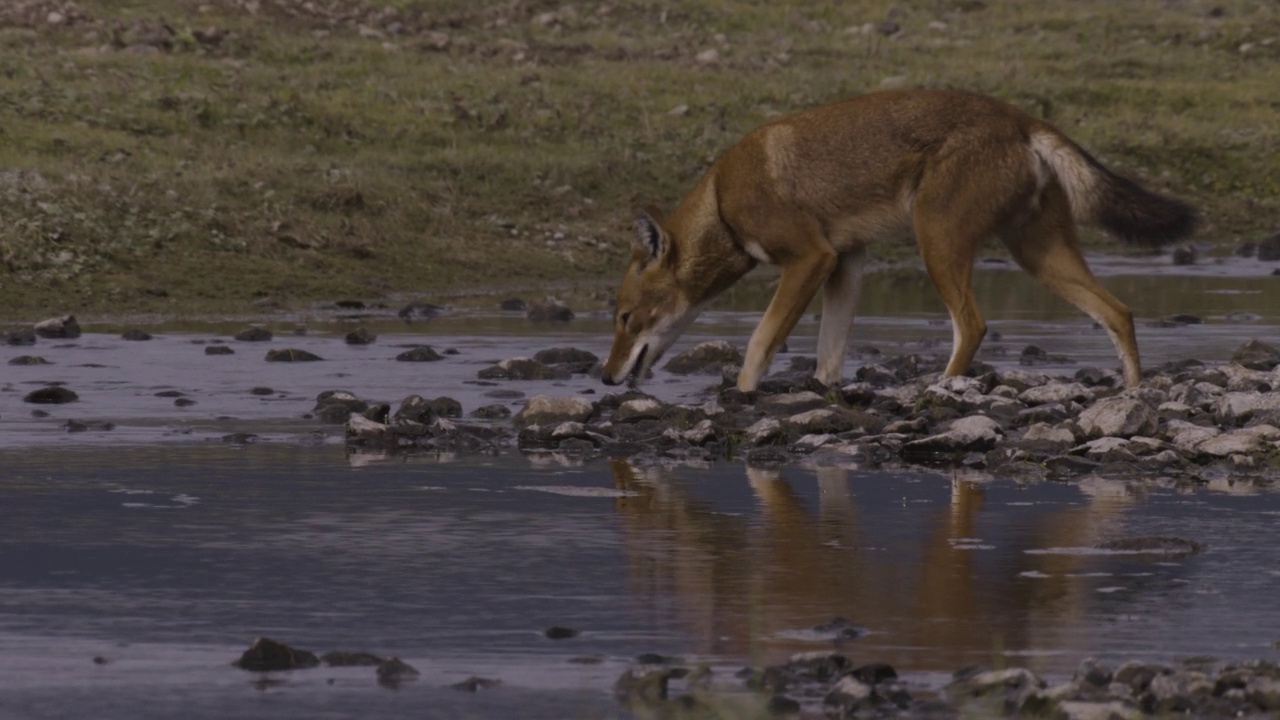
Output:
[{"xmin": 738, "ymin": 252, "xmax": 837, "ymax": 392}]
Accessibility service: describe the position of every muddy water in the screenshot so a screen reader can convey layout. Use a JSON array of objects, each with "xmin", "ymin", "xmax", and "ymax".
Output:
[{"xmin": 1, "ymin": 262, "xmax": 1279, "ymax": 718}]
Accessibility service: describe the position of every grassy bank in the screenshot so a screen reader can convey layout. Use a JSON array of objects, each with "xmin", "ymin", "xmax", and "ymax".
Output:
[{"xmin": 1, "ymin": 0, "xmax": 1277, "ymax": 320}]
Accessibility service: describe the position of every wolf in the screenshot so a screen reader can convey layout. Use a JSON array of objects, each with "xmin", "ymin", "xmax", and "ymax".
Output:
[{"xmin": 601, "ymin": 89, "xmax": 1196, "ymax": 391}]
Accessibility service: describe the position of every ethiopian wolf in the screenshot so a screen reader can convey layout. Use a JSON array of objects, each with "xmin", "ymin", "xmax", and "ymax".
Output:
[{"xmin": 601, "ymin": 89, "xmax": 1196, "ymax": 391}]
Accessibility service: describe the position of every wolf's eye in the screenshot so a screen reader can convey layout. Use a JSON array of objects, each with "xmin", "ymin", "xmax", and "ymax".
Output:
[{"xmin": 618, "ymin": 311, "xmax": 631, "ymax": 327}]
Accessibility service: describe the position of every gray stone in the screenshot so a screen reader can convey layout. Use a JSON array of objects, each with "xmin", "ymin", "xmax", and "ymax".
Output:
[
  {"xmin": 1163, "ymin": 419, "xmax": 1220, "ymax": 452},
  {"xmin": 1019, "ymin": 382, "xmax": 1093, "ymax": 406},
  {"xmin": 1215, "ymin": 392, "xmax": 1280, "ymax": 425},
  {"xmin": 265, "ymin": 348, "xmax": 323, "ymax": 362},
  {"xmin": 478, "ymin": 357, "xmax": 569, "ymax": 380},
  {"xmin": 759, "ymin": 390, "xmax": 828, "ymax": 415},
  {"xmin": 614, "ymin": 398, "xmax": 666, "ymax": 423},
  {"xmin": 346, "ymin": 414, "xmax": 388, "ymax": 441},
  {"xmin": 1247, "ymin": 677, "xmax": 1280, "ymax": 711},
  {"xmin": 1196, "ymin": 425, "xmax": 1280, "ymax": 457},
  {"xmin": 684, "ymin": 419, "xmax": 718, "ymax": 445},
  {"xmin": 34, "ymin": 315, "xmax": 81, "ymax": 339},
  {"xmin": 823, "ymin": 675, "xmax": 873, "ymax": 716},
  {"xmin": 995, "ymin": 368, "xmax": 1053, "ymax": 391},
  {"xmin": 662, "ymin": 340, "xmax": 742, "ymax": 374},
  {"xmin": 904, "ymin": 415, "xmax": 1003, "ymax": 454},
  {"xmin": 23, "ymin": 386, "xmax": 78, "ymax": 404},
  {"xmin": 1056, "ymin": 700, "xmax": 1143, "ymax": 720},
  {"xmin": 1231, "ymin": 339, "xmax": 1280, "ymax": 371},
  {"xmin": 1023, "ymin": 422, "xmax": 1076, "ymax": 446},
  {"xmin": 1077, "ymin": 397, "xmax": 1158, "ymax": 439},
  {"xmin": 513, "ymin": 395, "xmax": 594, "ymax": 427},
  {"xmin": 786, "ymin": 408, "xmax": 854, "ymax": 434},
  {"xmin": 396, "ymin": 346, "xmax": 442, "ymax": 362},
  {"xmin": 744, "ymin": 417, "xmax": 784, "ymax": 445},
  {"xmin": 232, "ymin": 637, "xmax": 320, "ymax": 671}
]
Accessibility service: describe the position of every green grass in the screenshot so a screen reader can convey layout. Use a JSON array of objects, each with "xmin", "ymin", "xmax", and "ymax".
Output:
[{"xmin": 1, "ymin": 0, "xmax": 1277, "ymax": 320}]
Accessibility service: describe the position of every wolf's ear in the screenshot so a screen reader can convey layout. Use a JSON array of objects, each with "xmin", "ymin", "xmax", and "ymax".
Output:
[{"xmin": 634, "ymin": 208, "xmax": 667, "ymax": 264}]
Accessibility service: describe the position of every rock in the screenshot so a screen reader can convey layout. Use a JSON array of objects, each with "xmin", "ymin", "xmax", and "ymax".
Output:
[
  {"xmin": 824, "ymin": 676, "xmax": 874, "ymax": 716},
  {"xmin": 1248, "ymin": 678, "xmax": 1280, "ymax": 711},
  {"xmin": 1256, "ymin": 232, "xmax": 1280, "ymax": 261},
  {"xmin": 396, "ymin": 346, "xmax": 442, "ymax": 362},
  {"xmin": 1113, "ymin": 662, "xmax": 1167, "ymax": 695},
  {"xmin": 397, "ymin": 301, "xmax": 445, "ymax": 319},
  {"xmin": 1215, "ymin": 392, "xmax": 1280, "ymax": 425},
  {"xmin": 759, "ymin": 390, "xmax": 828, "ymax": 415},
  {"xmin": 849, "ymin": 662, "xmax": 898, "ymax": 685},
  {"xmin": 1147, "ymin": 670, "xmax": 1214, "ymax": 713},
  {"xmin": 1196, "ymin": 425, "xmax": 1280, "ymax": 457},
  {"xmin": 526, "ymin": 299, "xmax": 574, "ymax": 322},
  {"xmin": 744, "ymin": 417, "xmax": 784, "ymax": 445},
  {"xmin": 231, "ymin": 637, "xmax": 320, "ymax": 671},
  {"xmin": 376, "ymin": 657, "xmax": 420, "ymax": 685},
  {"xmin": 614, "ymin": 667, "xmax": 674, "ymax": 704},
  {"xmin": 234, "ymin": 327, "xmax": 273, "ymax": 341},
  {"xmin": 265, "ymin": 348, "xmax": 323, "ymax": 362},
  {"xmin": 904, "ymin": 415, "xmax": 1002, "ymax": 454},
  {"xmin": 662, "ymin": 340, "xmax": 743, "ymax": 374},
  {"xmin": 948, "ymin": 667, "xmax": 1046, "ymax": 714},
  {"xmin": 205, "ymin": 345, "xmax": 234, "ymax": 355},
  {"xmin": 684, "ymin": 419, "xmax": 718, "ymax": 445},
  {"xmin": 1076, "ymin": 396, "xmax": 1158, "ymax": 439},
  {"xmin": 1231, "ymin": 339, "xmax": 1280, "ymax": 371},
  {"xmin": 544, "ymin": 626, "xmax": 579, "ymax": 639},
  {"xmin": 3, "ymin": 327, "xmax": 37, "ymax": 346},
  {"xmin": 346, "ymin": 414, "xmax": 388, "ymax": 441},
  {"xmin": 532, "ymin": 347, "xmax": 598, "ymax": 370},
  {"xmin": 314, "ymin": 390, "xmax": 368, "ymax": 423},
  {"xmin": 393, "ymin": 395, "xmax": 463, "ymax": 423},
  {"xmin": 345, "ymin": 327, "xmax": 376, "ymax": 345},
  {"xmin": 453, "ymin": 676, "xmax": 502, "ymax": 692},
  {"xmin": 34, "ymin": 315, "xmax": 81, "ymax": 339},
  {"xmin": 322, "ymin": 651, "xmax": 383, "ymax": 666},
  {"xmin": 24, "ymin": 386, "xmax": 78, "ymax": 404},
  {"xmin": 1057, "ymin": 700, "xmax": 1143, "ymax": 720},
  {"xmin": 1019, "ymin": 382, "xmax": 1093, "ymax": 406},
  {"xmin": 121, "ymin": 328, "xmax": 153, "ymax": 341},
  {"xmin": 1171, "ymin": 245, "xmax": 1196, "ymax": 265},
  {"xmin": 478, "ymin": 357, "xmax": 568, "ymax": 380},
  {"xmin": 513, "ymin": 395, "xmax": 595, "ymax": 427},
  {"xmin": 62, "ymin": 420, "xmax": 115, "ymax": 432},
  {"xmin": 786, "ymin": 408, "xmax": 855, "ymax": 435},
  {"xmin": 614, "ymin": 398, "xmax": 666, "ymax": 423},
  {"xmin": 8, "ymin": 355, "xmax": 50, "ymax": 365},
  {"xmin": 1022, "ymin": 422, "xmax": 1076, "ymax": 446},
  {"xmin": 1075, "ymin": 658, "xmax": 1114, "ymax": 688},
  {"xmin": 471, "ymin": 404, "xmax": 512, "ymax": 419},
  {"xmin": 1020, "ymin": 344, "xmax": 1072, "ymax": 366}
]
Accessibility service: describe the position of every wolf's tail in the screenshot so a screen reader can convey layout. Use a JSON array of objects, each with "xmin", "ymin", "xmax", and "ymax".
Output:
[{"xmin": 1030, "ymin": 131, "xmax": 1198, "ymax": 247}]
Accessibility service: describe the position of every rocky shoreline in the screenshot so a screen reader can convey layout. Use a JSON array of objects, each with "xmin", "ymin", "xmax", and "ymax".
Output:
[
  {"xmin": 343, "ymin": 338, "xmax": 1280, "ymax": 485},
  {"xmin": 232, "ymin": 636, "xmax": 1280, "ymax": 718}
]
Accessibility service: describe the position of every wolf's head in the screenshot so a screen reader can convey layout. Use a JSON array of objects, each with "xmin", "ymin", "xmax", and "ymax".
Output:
[{"xmin": 601, "ymin": 210, "xmax": 702, "ymax": 386}]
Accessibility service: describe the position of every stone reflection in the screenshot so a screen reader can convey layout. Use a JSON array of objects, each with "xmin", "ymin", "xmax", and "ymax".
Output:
[{"xmin": 610, "ymin": 460, "xmax": 1153, "ymax": 672}]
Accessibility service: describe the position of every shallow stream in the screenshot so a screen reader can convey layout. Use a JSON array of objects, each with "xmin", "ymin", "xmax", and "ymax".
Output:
[{"xmin": 2, "ymin": 261, "xmax": 1279, "ymax": 718}]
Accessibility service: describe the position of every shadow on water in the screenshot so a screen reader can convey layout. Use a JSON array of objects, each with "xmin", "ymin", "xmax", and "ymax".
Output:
[{"xmin": 1, "ymin": 444, "xmax": 1277, "ymax": 718}]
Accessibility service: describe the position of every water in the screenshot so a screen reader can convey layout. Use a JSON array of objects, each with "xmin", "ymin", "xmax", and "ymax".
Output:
[
  {"xmin": 2, "ymin": 261, "xmax": 1279, "ymax": 718},
  {"xmin": 1, "ymin": 448, "xmax": 1278, "ymax": 718}
]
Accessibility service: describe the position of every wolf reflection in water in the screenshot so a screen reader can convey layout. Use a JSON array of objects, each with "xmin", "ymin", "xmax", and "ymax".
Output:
[{"xmin": 610, "ymin": 460, "xmax": 1157, "ymax": 671}]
